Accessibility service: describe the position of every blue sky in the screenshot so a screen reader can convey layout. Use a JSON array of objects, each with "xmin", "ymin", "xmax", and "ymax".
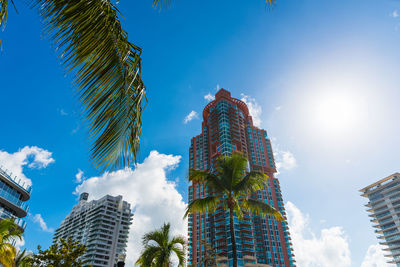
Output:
[{"xmin": 1, "ymin": 0, "xmax": 400, "ymax": 265}]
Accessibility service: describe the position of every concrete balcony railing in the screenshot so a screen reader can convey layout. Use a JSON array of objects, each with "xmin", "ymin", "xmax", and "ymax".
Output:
[{"xmin": 0, "ymin": 167, "xmax": 32, "ymax": 198}]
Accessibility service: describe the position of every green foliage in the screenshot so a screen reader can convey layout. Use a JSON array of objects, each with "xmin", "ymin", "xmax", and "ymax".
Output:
[
  {"xmin": 199, "ymin": 240, "xmax": 218, "ymax": 267},
  {"xmin": 30, "ymin": 237, "xmax": 87, "ymax": 266},
  {"xmin": 185, "ymin": 153, "xmax": 284, "ymax": 221},
  {"xmin": 136, "ymin": 222, "xmax": 186, "ymax": 267},
  {"xmin": 0, "ymin": 218, "xmax": 23, "ymax": 267},
  {"xmin": 15, "ymin": 249, "xmax": 32, "ymax": 267},
  {"xmin": 33, "ymin": 0, "xmax": 146, "ymax": 170},
  {"xmin": 185, "ymin": 153, "xmax": 284, "ymax": 267}
]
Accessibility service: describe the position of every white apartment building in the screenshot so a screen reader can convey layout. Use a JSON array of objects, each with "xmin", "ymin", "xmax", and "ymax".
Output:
[{"xmin": 53, "ymin": 193, "xmax": 133, "ymax": 267}]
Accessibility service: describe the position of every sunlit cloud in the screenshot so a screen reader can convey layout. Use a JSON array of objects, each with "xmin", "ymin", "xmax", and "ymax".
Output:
[
  {"xmin": 75, "ymin": 151, "xmax": 186, "ymax": 266},
  {"xmin": 286, "ymin": 201, "xmax": 351, "ymax": 267},
  {"xmin": 0, "ymin": 146, "xmax": 55, "ymax": 186},
  {"xmin": 33, "ymin": 214, "xmax": 54, "ymax": 233},
  {"xmin": 361, "ymin": 244, "xmax": 395, "ymax": 267},
  {"xmin": 75, "ymin": 169, "xmax": 85, "ymax": 183},
  {"xmin": 59, "ymin": 109, "xmax": 68, "ymax": 116},
  {"xmin": 184, "ymin": 110, "xmax": 199, "ymax": 124},
  {"xmin": 204, "ymin": 93, "xmax": 215, "ymax": 102},
  {"xmin": 270, "ymin": 138, "xmax": 297, "ymax": 174},
  {"xmin": 241, "ymin": 94, "xmax": 262, "ymax": 127}
]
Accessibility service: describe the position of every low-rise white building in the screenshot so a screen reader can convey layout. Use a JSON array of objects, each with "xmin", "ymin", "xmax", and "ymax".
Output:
[{"xmin": 53, "ymin": 193, "xmax": 133, "ymax": 267}]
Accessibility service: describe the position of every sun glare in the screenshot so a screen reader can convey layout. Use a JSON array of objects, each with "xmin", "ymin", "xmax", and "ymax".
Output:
[{"xmin": 309, "ymin": 91, "xmax": 366, "ymax": 136}]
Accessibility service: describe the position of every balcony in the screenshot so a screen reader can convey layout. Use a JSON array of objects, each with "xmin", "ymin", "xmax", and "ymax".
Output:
[
  {"xmin": 0, "ymin": 210, "xmax": 27, "ymax": 230},
  {"xmin": 0, "ymin": 167, "xmax": 32, "ymax": 200},
  {"xmin": 0, "ymin": 190, "xmax": 29, "ymax": 217}
]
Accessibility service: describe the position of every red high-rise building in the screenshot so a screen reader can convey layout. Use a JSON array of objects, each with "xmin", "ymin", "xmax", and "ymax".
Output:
[{"xmin": 188, "ymin": 89, "xmax": 295, "ymax": 267}]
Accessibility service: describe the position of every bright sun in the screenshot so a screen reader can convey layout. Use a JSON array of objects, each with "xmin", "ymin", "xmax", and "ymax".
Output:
[{"xmin": 309, "ymin": 91, "xmax": 366, "ymax": 136}]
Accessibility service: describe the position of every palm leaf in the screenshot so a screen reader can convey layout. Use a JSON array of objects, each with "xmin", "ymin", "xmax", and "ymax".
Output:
[
  {"xmin": 233, "ymin": 171, "xmax": 267, "ymax": 195},
  {"xmin": 34, "ymin": 0, "xmax": 146, "ymax": 170},
  {"xmin": 152, "ymin": 0, "xmax": 173, "ymax": 9},
  {"xmin": 171, "ymin": 246, "xmax": 186, "ymax": 267},
  {"xmin": 242, "ymin": 198, "xmax": 284, "ymax": 221},
  {"xmin": 142, "ymin": 224, "xmax": 170, "ymax": 247},
  {"xmin": 136, "ymin": 245, "xmax": 160, "ymax": 266},
  {"xmin": 184, "ymin": 196, "xmax": 220, "ymax": 218},
  {"xmin": 0, "ymin": 0, "xmax": 7, "ymax": 49},
  {"xmin": 0, "ymin": 0, "xmax": 7, "ymax": 29},
  {"xmin": 189, "ymin": 169, "xmax": 226, "ymax": 193}
]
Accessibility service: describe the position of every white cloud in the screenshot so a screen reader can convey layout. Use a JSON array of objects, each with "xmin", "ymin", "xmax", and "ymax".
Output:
[
  {"xmin": 361, "ymin": 244, "xmax": 395, "ymax": 267},
  {"xmin": 275, "ymin": 106, "xmax": 282, "ymax": 111},
  {"xmin": 59, "ymin": 109, "xmax": 68, "ymax": 116},
  {"xmin": 75, "ymin": 151, "xmax": 187, "ymax": 266},
  {"xmin": 270, "ymin": 138, "xmax": 297, "ymax": 174},
  {"xmin": 241, "ymin": 94, "xmax": 262, "ymax": 127},
  {"xmin": 391, "ymin": 10, "xmax": 399, "ymax": 18},
  {"xmin": 33, "ymin": 214, "xmax": 54, "ymax": 233},
  {"xmin": 71, "ymin": 124, "xmax": 80, "ymax": 134},
  {"xmin": 215, "ymin": 84, "xmax": 220, "ymax": 91},
  {"xmin": 184, "ymin": 110, "xmax": 199, "ymax": 124},
  {"xmin": 204, "ymin": 93, "xmax": 215, "ymax": 102},
  {"xmin": 286, "ymin": 201, "xmax": 351, "ymax": 267},
  {"xmin": 15, "ymin": 237, "xmax": 25, "ymax": 250},
  {"xmin": 275, "ymin": 150, "xmax": 297, "ymax": 172},
  {"xmin": 0, "ymin": 146, "xmax": 55, "ymax": 186},
  {"xmin": 75, "ymin": 169, "xmax": 84, "ymax": 183}
]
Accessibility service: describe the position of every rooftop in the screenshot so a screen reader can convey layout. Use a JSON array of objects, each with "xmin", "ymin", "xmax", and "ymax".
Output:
[{"xmin": 360, "ymin": 172, "xmax": 400, "ymax": 194}]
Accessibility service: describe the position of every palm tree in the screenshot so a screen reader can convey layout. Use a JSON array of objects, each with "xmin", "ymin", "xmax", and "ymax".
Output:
[
  {"xmin": 199, "ymin": 240, "xmax": 217, "ymax": 267},
  {"xmin": 184, "ymin": 153, "xmax": 284, "ymax": 267},
  {"xmin": 14, "ymin": 249, "xmax": 31, "ymax": 267},
  {"xmin": 0, "ymin": 219, "xmax": 22, "ymax": 267},
  {"xmin": 0, "ymin": 0, "xmax": 277, "ymax": 170},
  {"xmin": 136, "ymin": 222, "xmax": 186, "ymax": 267}
]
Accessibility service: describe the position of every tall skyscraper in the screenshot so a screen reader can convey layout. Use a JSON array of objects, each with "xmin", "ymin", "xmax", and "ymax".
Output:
[
  {"xmin": 54, "ymin": 193, "xmax": 133, "ymax": 267},
  {"xmin": 360, "ymin": 172, "xmax": 400, "ymax": 266},
  {"xmin": 0, "ymin": 166, "xmax": 31, "ymax": 230},
  {"xmin": 188, "ymin": 89, "xmax": 295, "ymax": 267}
]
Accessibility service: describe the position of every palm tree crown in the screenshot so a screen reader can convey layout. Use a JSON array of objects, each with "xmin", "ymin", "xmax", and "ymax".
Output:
[
  {"xmin": 184, "ymin": 153, "xmax": 284, "ymax": 267},
  {"xmin": 136, "ymin": 222, "xmax": 186, "ymax": 267},
  {"xmin": 0, "ymin": 218, "xmax": 23, "ymax": 267}
]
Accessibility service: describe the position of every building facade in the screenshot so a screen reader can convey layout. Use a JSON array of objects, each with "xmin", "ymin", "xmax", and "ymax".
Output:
[
  {"xmin": 53, "ymin": 193, "xmax": 133, "ymax": 267},
  {"xmin": 0, "ymin": 166, "xmax": 31, "ymax": 230},
  {"xmin": 188, "ymin": 89, "xmax": 295, "ymax": 267},
  {"xmin": 360, "ymin": 172, "xmax": 400, "ymax": 266}
]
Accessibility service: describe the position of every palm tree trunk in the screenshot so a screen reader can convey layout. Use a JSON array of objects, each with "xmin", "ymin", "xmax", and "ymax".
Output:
[{"xmin": 229, "ymin": 205, "xmax": 238, "ymax": 267}]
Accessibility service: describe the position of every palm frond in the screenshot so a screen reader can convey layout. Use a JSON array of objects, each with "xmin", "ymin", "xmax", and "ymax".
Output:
[
  {"xmin": 136, "ymin": 245, "xmax": 160, "ymax": 266},
  {"xmin": 171, "ymin": 245, "xmax": 186, "ymax": 267},
  {"xmin": 233, "ymin": 171, "xmax": 267, "ymax": 195},
  {"xmin": 216, "ymin": 153, "xmax": 248, "ymax": 189},
  {"xmin": 142, "ymin": 223, "xmax": 170, "ymax": 247},
  {"xmin": 189, "ymin": 169, "xmax": 226, "ymax": 193},
  {"xmin": 0, "ymin": 0, "xmax": 8, "ymax": 49},
  {"xmin": 0, "ymin": 0, "xmax": 7, "ymax": 29},
  {"xmin": 265, "ymin": 0, "xmax": 276, "ymax": 5},
  {"xmin": 188, "ymin": 169, "xmax": 210, "ymax": 183},
  {"xmin": 152, "ymin": 0, "xmax": 173, "ymax": 9},
  {"xmin": 232, "ymin": 199, "xmax": 244, "ymax": 220},
  {"xmin": 0, "ymin": 219, "xmax": 22, "ymax": 244},
  {"xmin": 34, "ymin": 0, "xmax": 146, "ymax": 170},
  {"xmin": 184, "ymin": 196, "xmax": 220, "ymax": 218},
  {"xmin": 15, "ymin": 249, "xmax": 31, "ymax": 266},
  {"xmin": 170, "ymin": 235, "xmax": 186, "ymax": 247},
  {"xmin": 242, "ymin": 199, "xmax": 284, "ymax": 221}
]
